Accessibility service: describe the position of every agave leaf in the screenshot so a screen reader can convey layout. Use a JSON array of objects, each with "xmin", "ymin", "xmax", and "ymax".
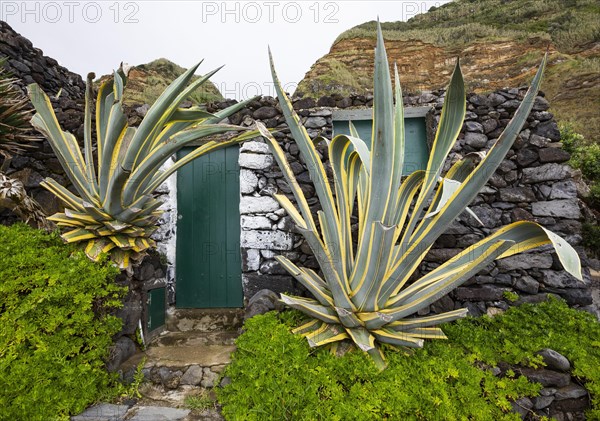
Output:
[
  {"xmin": 275, "ymin": 256, "xmax": 334, "ymax": 306},
  {"xmin": 103, "ymin": 127, "xmax": 136, "ymax": 215},
  {"xmin": 98, "ymin": 98, "xmax": 127, "ymax": 201},
  {"xmin": 258, "ymin": 122, "xmax": 317, "ymax": 232},
  {"xmin": 305, "ymin": 324, "xmax": 349, "ymax": 347},
  {"xmin": 123, "ymin": 124, "xmax": 245, "ymax": 205},
  {"xmin": 367, "ymin": 240, "xmax": 516, "ymax": 329},
  {"xmin": 367, "ymin": 22, "xmax": 396, "ymax": 226},
  {"xmin": 280, "ymin": 295, "xmax": 340, "ymax": 324},
  {"xmin": 124, "ymin": 61, "xmax": 204, "ymax": 168},
  {"xmin": 132, "ymin": 66, "xmax": 225, "ymax": 166},
  {"xmin": 372, "ymin": 329, "xmax": 424, "ymax": 347},
  {"xmin": 268, "ymin": 48, "xmax": 344, "ymax": 279},
  {"xmin": 292, "ymin": 319, "xmax": 322, "ymax": 335},
  {"xmin": 388, "ymin": 309, "xmax": 468, "ymax": 332},
  {"xmin": 169, "ymin": 107, "xmax": 217, "ymax": 122},
  {"xmin": 28, "ymin": 86, "xmax": 96, "ymax": 205},
  {"xmin": 400, "ymin": 59, "xmax": 465, "ymax": 247},
  {"xmin": 40, "ymin": 178, "xmax": 84, "ymax": 212},
  {"xmin": 83, "ymin": 73, "xmax": 98, "ymax": 194}
]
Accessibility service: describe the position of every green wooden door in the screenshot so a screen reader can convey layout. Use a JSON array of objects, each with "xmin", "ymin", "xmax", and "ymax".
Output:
[
  {"xmin": 176, "ymin": 146, "xmax": 243, "ymax": 308},
  {"xmin": 332, "ymin": 117, "xmax": 429, "ymax": 175}
]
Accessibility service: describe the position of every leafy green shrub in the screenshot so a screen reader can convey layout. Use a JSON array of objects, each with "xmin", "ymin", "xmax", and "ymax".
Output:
[
  {"xmin": 218, "ymin": 299, "xmax": 600, "ymax": 420},
  {"xmin": 582, "ymin": 222, "xmax": 600, "ymax": 258},
  {"xmin": 560, "ymin": 122, "xmax": 600, "ymax": 208},
  {"xmin": 0, "ymin": 224, "xmax": 125, "ymax": 420}
]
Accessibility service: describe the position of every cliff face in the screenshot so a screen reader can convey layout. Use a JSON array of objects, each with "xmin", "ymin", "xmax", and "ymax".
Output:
[{"xmin": 296, "ymin": 0, "xmax": 600, "ymax": 143}]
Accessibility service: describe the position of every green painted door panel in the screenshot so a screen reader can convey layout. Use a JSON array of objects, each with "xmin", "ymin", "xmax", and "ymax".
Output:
[
  {"xmin": 332, "ymin": 117, "xmax": 428, "ymax": 175},
  {"xmin": 176, "ymin": 146, "xmax": 243, "ymax": 308},
  {"xmin": 147, "ymin": 287, "xmax": 166, "ymax": 332}
]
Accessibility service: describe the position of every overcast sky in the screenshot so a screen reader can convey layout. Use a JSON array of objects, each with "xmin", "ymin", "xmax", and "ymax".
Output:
[{"xmin": 3, "ymin": 1, "xmax": 450, "ymax": 98}]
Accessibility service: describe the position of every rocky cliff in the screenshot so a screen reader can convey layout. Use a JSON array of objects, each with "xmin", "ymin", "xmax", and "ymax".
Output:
[
  {"xmin": 296, "ymin": 0, "xmax": 600, "ymax": 143},
  {"xmin": 97, "ymin": 58, "xmax": 223, "ymax": 107}
]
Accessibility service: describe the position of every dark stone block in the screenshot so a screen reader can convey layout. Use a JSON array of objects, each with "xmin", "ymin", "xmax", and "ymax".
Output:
[
  {"xmin": 243, "ymin": 274, "xmax": 302, "ymax": 298},
  {"xmin": 543, "ymin": 288, "xmax": 593, "ymax": 306},
  {"xmin": 253, "ymin": 106, "xmax": 279, "ymax": 119},
  {"xmin": 317, "ymin": 96, "xmax": 336, "ymax": 107},
  {"xmin": 538, "ymin": 148, "xmax": 570, "ymax": 163},
  {"xmin": 455, "ymin": 285, "xmax": 509, "ymax": 301},
  {"xmin": 516, "ymin": 148, "xmax": 538, "ymax": 166},
  {"xmin": 535, "ymin": 120, "xmax": 561, "ymax": 141},
  {"xmin": 536, "ymin": 349, "xmax": 571, "ymax": 372},
  {"xmin": 293, "ymin": 97, "xmax": 316, "ymax": 110},
  {"xmin": 518, "ymin": 368, "xmax": 571, "ymax": 388}
]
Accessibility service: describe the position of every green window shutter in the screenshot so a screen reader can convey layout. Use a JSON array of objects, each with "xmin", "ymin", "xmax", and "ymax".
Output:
[
  {"xmin": 332, "ymin": 107, "xmax": 430, "ymax": 175},
  {"xmin": 147, "ymin": 287, "xmax": 166, "ymax": 332}
]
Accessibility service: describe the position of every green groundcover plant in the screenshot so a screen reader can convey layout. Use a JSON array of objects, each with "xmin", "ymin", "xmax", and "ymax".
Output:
[
  {"xmin": 218, "ymin": 300, "xmax": 600, "ymax": 420},
  {"xmin": 0, "ymin": 224, "xmax": 125, "ymax": 420}
]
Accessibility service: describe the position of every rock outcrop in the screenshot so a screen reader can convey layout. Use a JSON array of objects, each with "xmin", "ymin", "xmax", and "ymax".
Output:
[{"xmin": 96, "ymin": 58, "xmax": 223, "ymax": 107}]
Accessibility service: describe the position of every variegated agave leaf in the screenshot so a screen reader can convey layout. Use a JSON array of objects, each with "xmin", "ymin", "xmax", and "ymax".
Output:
[
  {"xmin": 259, "ymin": 22, "xmax": 582, "ymax": 370},
  {"xmin": 29, "ymin": 63, "xmax": 259, "ymax": 269}
]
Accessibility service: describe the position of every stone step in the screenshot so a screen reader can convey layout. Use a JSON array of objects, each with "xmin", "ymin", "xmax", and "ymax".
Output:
[
  {"xmin": 120, "ymin": 330, "xmax": 239, "ymax": 393},
  {"xmin": 166, "ymin": 308, "xmax": 244, "ymax": 333},
  {"xmin": 151, "ymin": 331, "xmax": 238, "ymax": 348}
]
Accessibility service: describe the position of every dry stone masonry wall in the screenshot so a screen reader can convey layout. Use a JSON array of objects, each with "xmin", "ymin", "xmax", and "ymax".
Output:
[{"xmin": 208, "ymin": 88, "xmax": 596, "ymax": 317}]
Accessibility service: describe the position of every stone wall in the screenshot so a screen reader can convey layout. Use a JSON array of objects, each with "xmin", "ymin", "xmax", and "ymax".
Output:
[
  {"xmin": 206, "ymin": 88, "xmax": 596, "ymax": 317},
  {"xmin": 0, "ymin": 21, "xmax": 85, "ymax": 219}
]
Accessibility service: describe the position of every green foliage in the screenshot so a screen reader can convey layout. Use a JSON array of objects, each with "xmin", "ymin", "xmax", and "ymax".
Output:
[
  {"xmin": 445, "ymin": 298, "xmax": 600, "ymax": 417},
  {"xmin": 219, "ymin": 300, "xmax": 600, "ymax": 420},
  {"xmin": 503, "ymin": 291, "xmax": 519, "ymax": 302},
  {"xmin": 560, "ymin": 122, "xmax": 600, "ymax": 207},
  {"xmin": 121, "ymin": 357, "xmax": 146, "ymax": 400},
  {"xmin": 218, "ymin": 311, "xmax": 531, "ymax": 420},
  {"xmin": 582, "ymin": 222, "xmax": 600, "ymax": 258},
  {"xmin": 185, "ymin": 389, "xmax": 216, "ymax": 411},
  {"xmin": 0, "ymin": 224, "xmax": 125, "ymax": 420}
]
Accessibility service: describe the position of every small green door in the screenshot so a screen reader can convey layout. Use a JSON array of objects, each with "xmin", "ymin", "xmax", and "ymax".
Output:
[
  {"xmin": 176, "ymin": 146, "xmax": 243, "ymax": 308},
  {"xmin": 332, "ymin": 117, "xmax": 429, "ymax": 175}
]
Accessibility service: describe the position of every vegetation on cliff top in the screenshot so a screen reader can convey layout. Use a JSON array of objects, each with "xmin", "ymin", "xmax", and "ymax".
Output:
[{"xmin": 337, "ymin": 0, "xmax": 599, "ymax": 52}]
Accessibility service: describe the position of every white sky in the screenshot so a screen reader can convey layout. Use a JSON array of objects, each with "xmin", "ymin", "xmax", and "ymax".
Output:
[{"xmin": 2, "ymin": 0, "xmax": 450, "ymax": 98}]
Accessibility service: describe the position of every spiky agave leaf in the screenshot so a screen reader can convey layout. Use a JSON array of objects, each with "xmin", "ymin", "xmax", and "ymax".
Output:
[
  {"xmin": 260, "ymin": 22, "xmax": 582, "ymax": 370},
  {"xmin": 0, "ymin": 61, "xmax": 40, "ymax": 157},
  {"xmin": 29, "ymin": 63, "xmax": 259, "ymax": 269}
]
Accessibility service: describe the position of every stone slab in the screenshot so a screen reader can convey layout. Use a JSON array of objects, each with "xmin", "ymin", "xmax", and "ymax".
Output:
[
  {"xmin": 144, "ymin": 344, "xmax": 235, "ymax": 368},
  {"xmin": 71, "ymin": 404, "xmax": 129, "ymax": 421},
  {"xmin": 127, "ymin": 406, "xmax": 190, "ymax": 421}
]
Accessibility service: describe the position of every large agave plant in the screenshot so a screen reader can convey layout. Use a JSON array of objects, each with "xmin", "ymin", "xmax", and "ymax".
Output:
[
  {"xmin": 29, "ymin": 62, "xmax": 257, "ymax": 268},
  {"xmin": 257, "ymin": 24, "xmax": 582, "ymax": 369}
]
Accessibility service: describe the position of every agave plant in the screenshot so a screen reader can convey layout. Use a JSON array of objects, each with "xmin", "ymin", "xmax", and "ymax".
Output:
[
  {"xmin": 29, "ymin": 62, "xmax": 257, "ymax": 268},
  {"xmin": 0, "ymin": 60, "xmax": 40, "ymax": 158},
  {"xmin": 0, "ymin": 172, "xmax": 50, "ymax": 230},
  {"xmin": 257, "ymin": 24, "xmax": 582, "ymax": 369}
]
